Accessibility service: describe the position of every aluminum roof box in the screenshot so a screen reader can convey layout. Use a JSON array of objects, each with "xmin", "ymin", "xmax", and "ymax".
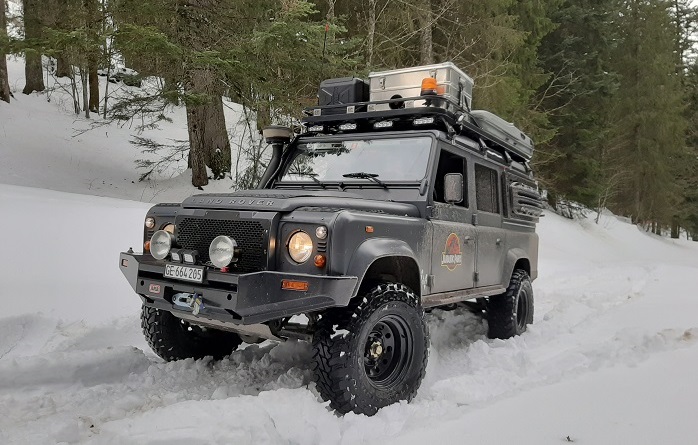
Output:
[{"xmin": 368, "ymin": 62, "xmax": 474, "ymax": 112}]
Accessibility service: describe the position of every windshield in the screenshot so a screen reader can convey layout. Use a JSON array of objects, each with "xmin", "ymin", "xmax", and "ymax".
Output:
[{"xmin": 279, "ymin": 137, "xmax": 432, "ymax": 183}]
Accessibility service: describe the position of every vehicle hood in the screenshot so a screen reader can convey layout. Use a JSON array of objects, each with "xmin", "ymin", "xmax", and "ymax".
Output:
[{"xmin": 181, "ymin": 190, "xmax": 420, "ymax": 217}]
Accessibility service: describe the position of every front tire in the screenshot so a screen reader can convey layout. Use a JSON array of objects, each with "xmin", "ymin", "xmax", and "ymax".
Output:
[
  {"xmin": 312, "ymin": 283, "xmax": 429, "ymax": 416},
  {"xmin": 487, "ymin": 269, "xmax": 534, "ymax": 339},
  {"xmin": 141, "ymin": 306, "xmax": 243, "ymax": 361}
]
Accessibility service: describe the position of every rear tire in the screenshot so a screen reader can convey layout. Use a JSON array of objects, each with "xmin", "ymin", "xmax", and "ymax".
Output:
[
  {"xmin": 487, "ymin": 270, "xmax": 534, "ymax": 339},
  {"xmin": 312, "ymin": 283, "xmax": 429, "ymax": 416},
  {"xmin": 141, "ymin": 306, "xmax": 243, "ymax": 361}
]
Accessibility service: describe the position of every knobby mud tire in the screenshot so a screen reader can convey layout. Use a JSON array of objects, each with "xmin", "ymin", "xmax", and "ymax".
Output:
[
  {"xmin": 312, "ymin": 283, "xmax": 429, "ymax": 416},
  {"xmin": 141, "ymin": 306, "xmax": 243, "ymax": 361},
  {"xmin": 487, "ymin": 269, "xmax": 534, "ymax": 339}
]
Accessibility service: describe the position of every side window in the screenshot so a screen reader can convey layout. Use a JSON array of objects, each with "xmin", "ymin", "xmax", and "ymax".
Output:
[
  {"xmin": 475, "ymin": 164, "xmax": 499, "ymax": 213},
  {"xmin": 434, "ymin": 149, "xmax": 468, "ymax": 207}
]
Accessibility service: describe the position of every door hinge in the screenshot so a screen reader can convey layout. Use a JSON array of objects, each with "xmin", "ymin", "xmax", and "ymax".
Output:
[
  {"xmin": 427, "ymin": 274, "xmax": 435, "ymax": 288},
  {"xmin": 473, "ymin": 271, "xmax": 479, "ymax": 282}
]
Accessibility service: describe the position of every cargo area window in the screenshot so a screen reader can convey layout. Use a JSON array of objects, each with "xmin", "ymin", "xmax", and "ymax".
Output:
[
  {"xmin": 475, "ymin": 164, "xmax": 499, "ymax": 213},
  {"xmin": 434, "ymin": 150, "xmax": 467, "ymax": 207}
]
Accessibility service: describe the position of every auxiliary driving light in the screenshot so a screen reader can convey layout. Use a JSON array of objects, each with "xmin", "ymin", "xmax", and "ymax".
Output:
[
  {"xmin": 338, "ymin": 123, "xmax": 357, "ymax": 131},
  {"xmin": 150, "ymin": 230, "xmax": 172, "ymax": 260},
  {"xmin": 170, "ymin": 249, "xmax": 182, "ymax": 262},
  {"xmin": 183, "ymin": 251, "xmax": 198, "ymax": 264},
  {"xmin": 288, "ymin": 231, "xmax": 313, "ymax": 263},
  {"xmin": 315, "ymin": 226, "xmax": 328, "ymax": 240},
  {"xmin": 209, "ymin": 236, "xmax": 238, "ymax": 269}
]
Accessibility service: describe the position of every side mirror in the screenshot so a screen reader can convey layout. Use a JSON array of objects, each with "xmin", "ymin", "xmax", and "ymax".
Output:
[{"xmin": 444, "ymin": 173, "xmax": 463, "ymax": 204}]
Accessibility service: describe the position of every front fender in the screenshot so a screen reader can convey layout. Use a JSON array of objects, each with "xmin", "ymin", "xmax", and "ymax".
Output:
[{"xmin": 345, "ymin": 238, "xmax": 420, "ymax": 295}]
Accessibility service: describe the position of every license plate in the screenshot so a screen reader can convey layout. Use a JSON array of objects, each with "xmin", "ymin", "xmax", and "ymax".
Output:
[{"xmin": 164, "ymin": 264, "xmax": 204, "ymax": 283}]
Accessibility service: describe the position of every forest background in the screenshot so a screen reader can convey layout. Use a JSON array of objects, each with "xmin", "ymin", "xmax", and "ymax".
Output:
[{"xmin": 1, "ymin": 0, "xmax": 697, "ymax": 239}]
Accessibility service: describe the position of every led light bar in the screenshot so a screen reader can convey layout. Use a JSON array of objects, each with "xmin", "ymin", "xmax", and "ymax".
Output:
[
  {"xmin": 308, "ymin": 125, "xmax": 324, "ymax": 132},
  {"xmin": 374, "ymin": 121, "xmax": 393, "ymax": 129},
  {"xmin": 413, "ymin": 117, "xmax": 435, "ymax": 125},
  {"xmin": 338, "ymin": 123, "xmax": 357, "ymax": 131}
]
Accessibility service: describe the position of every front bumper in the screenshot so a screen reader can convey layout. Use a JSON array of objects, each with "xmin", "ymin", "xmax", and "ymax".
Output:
[{"xmin": 119, "ymin": 252, "xmax": 357, "ymax": 325}]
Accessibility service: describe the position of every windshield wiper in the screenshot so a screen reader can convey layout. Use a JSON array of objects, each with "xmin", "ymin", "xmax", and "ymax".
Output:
[
  {"xmin": 342, "ymin": 172, "xmax": 387, "ymax": 188},
  {"xmin": 293, "ymin": 172, "xmax": 326, "ymax": 189}
]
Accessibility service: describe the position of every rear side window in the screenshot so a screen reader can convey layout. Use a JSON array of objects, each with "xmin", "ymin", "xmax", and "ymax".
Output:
[{"xmin": 475, "ymin": 164, "xmax": 499, "ymax": 213}]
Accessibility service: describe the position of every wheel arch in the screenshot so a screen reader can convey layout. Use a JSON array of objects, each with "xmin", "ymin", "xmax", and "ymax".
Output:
[
  {"xmin": 501, "ymin": 248, "xmax": 531, "ymax": 284},
  {"xmin": 346, "ymin": 238, "xmax": 422, "ymax": 298}
]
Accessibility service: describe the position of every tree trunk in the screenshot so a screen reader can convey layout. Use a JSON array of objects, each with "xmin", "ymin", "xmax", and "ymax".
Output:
[
  {"xmin": 326, "ymin": 0, "xmax": 335, "ymax": 20},
  {"xmin": 367, "ymin": 0, "xmax": 376, "ymax": 68},
  {"xmin": 0, "ymin": 0, "xmax": 10, "ymax": 103},
  {"xmin": 81, "ymin": 66, "xmax": 89, "ymax": 118},
  {"xmin": 203, "ymin": 95, "xmax": 231, "ymax": 179},
  {"xmin": 88, "ymin": 63, "xmax": 99, "ymax": 113},
  {"xmin": 185, "ymin": 68, "xmax": 231, "ymax": 185},
  {"xmin": 85, "ymin": 0, "xmax": 100, "ymax": 113},
  {"xmin": 670, "ymin": 218, "xmax": 680, "ymax": 239},
  {"xmin": 418, "ymin": 0, "xmax": 434, "ymax": 65},
  {"xmin": 186, "ymin": 99, "xmax": 209, "ymax": 187},
  {"xmin": 22, "ymin": 0, "xmax": 45, "ymax": 94},
  {"xmin": 56, "ymin": 57, "xmax": 71, "ymax": 78}
]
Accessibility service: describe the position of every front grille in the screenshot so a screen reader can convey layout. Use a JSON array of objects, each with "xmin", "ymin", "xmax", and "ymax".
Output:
[{"xmin": 177, "ymin": 218, "xmax": 267, "ymax": 273}]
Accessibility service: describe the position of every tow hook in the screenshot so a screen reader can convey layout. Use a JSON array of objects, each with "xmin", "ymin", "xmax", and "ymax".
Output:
[{"xmin": 172, "ymin": 293, "xmax": 205, "ymax": 315}]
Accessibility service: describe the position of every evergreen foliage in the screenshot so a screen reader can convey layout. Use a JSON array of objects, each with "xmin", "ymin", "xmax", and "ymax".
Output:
[{"xmin": 1, "ymin": 0, "xmax": 697, "ymax": 234}]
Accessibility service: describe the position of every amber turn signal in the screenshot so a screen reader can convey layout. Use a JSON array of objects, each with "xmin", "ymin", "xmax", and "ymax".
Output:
[
  {"xmin": 282, "ymin": 280, "xmax": 309, "ymax": 292},
  {"xmin": 144, "ymin": 241, "xmax": 151, "ymax": 252},
  {"xmin": 314, "ymin": 254, "xmax": 326, "ymax": 268}
]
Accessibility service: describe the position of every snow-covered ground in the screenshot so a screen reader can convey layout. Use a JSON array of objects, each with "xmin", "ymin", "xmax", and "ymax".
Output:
[
  {"xmin": 2, "ymin": 56, "xmax": 698, "ymax": 444},
  {"xmin": 0, "ymin": 57, "xmax": 255, "ymax": 203},
  {"xmin": 1, "ymin": 184, "xmax": 697, "ymax": 444}
]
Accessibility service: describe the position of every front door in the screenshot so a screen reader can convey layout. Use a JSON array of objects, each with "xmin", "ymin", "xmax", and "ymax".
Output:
[
  {"xmin": 430, "ymin": 207, "xmax": 476, "ymax": 293},
  {"xmin": 428, "ymin": 147, "xmax": 476, "ymax": 294}
]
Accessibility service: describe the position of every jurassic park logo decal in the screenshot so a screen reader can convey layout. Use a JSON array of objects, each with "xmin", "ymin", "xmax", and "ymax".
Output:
[{"xmin": 441, "ymin": 233, "xmax": 463, "ymax": 271}]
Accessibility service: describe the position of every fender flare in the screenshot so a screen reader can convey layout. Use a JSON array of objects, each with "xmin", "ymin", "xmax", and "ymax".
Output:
[
  {"xmin": 501, "ymin": 248, "xmax": 531, "ymax": 284},
  {"xmin": 345, "ymin": 238, "xmax": 421, "ymax": 296}
]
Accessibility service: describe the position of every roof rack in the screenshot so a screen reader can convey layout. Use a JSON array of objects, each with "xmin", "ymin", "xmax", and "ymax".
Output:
[{"xmin": 301, "ymin": 95, "xmax": 533, "ymax": 163}]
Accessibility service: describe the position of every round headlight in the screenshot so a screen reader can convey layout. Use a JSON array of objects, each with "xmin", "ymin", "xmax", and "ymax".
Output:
[
  {"xmin": 150, "ymin": 230, "xmax": 172, "ymax": 260},
  {"xmin": 288, "ymin": 231, "xmax": 313, "ymax": 263},
  {"xmin": 163, "ymin": 223, "xmax": 175, "ymax": 234},
  {"xmin": 209, "ymin": 235, "xmax": 238, "ymax": 269},
  {"xmin": 145, "ymin": 217, "xmax": 155, "ymax": 229},
  {"xmin": 315, "ymin": 226, "xmax": 328, "ymax": 240}
]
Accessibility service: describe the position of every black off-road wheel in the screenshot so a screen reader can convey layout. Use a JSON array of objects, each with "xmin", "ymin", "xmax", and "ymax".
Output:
[
  {"xmin": 487, "ymin": 269, "xmax": 534, "ymax": 339},
  {"xmin": 312, "ymin": 283, "xmax": 429, "ymax": 416},
  {"xmin": 141, "ymin": 306, "xmax": 243, "ymax": 361}
]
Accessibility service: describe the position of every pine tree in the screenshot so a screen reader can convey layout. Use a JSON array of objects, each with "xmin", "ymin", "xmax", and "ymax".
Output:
[
  {"xmin": 536, "ymin": 0, "xmax": 620, "ymax": 207},
  {"xmin": 608, "ymin": 0, "xmax": 686, "ymax": 224}
]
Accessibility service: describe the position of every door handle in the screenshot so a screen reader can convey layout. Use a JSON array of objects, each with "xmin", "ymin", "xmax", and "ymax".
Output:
[
  {"xmin": 496, "ymin": 238, "xmax": 502, "ymax": 246},
  {"xmin": 464, "ymin": 236, "xmax": 473, "ymax": 243}
]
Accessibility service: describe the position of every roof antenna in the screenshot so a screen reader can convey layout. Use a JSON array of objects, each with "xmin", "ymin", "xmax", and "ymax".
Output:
[{"xmin": 322, "ymin": 22, "xmax": 330, "ymax": 67}]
